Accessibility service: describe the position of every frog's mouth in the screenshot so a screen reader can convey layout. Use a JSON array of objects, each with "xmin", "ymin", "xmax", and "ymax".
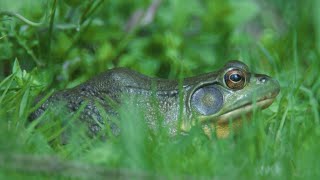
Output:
[
  {"xmin": 200, "ymin": 97, "xmax": 277, "ymax": 139},
  {"xmin": 215, "ymin": 97, "xmax": 276, "ymax": 124}
]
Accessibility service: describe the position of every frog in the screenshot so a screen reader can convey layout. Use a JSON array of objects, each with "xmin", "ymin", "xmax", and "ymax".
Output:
[{"xmin": 30, "ymin": 60, "xmax": 280, "ymax": 139}]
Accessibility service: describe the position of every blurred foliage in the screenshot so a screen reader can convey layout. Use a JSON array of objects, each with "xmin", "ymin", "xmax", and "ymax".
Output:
[
  {"xmin": 0, "ymin": 0, "xmax": 320, "ymax": 179},
  {"xmin": 1, "ymin": 0, "xmax": 316, "ymax": 89}
]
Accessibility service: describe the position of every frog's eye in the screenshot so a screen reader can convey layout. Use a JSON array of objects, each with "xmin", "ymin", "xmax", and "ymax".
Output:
[{"xmin": 224, "ymin": 69, "xmax": 246, "ymax": 90}]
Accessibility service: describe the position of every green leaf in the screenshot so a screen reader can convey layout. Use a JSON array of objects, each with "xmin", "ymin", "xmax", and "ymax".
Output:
[
  {"xmin": 19, "ymin": 85, "xmax": 30, "ymax": 118},
  {"xmin": 12, "ymin": 58, "xmax": 22, "ymax": 79},
  {"xmin": 0, "ymin": 74, "xmax": 14, "ymax": 105}
]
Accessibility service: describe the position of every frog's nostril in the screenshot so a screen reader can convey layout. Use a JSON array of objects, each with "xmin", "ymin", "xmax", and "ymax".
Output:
[{"xmin": 259, "ymin": 76, "xmax": 268, "ymax": 83}]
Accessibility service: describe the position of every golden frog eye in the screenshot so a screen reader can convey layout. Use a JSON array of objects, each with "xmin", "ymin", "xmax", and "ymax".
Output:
[{"xmin": 224, "ymin": 69, "xmax": 246, "ymax": 90}]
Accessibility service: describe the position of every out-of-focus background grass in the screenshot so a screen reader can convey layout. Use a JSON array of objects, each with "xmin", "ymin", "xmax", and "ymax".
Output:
[{"xmin": 0, "ymin": 0, "xmax": 319, "ymax": 179}]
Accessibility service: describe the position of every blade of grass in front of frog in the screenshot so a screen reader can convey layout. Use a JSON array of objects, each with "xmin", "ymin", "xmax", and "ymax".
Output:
[
  {"xmin": 93, "ymin": 100, "xmax": 118, "ymax": 141},
  {"xmin": 102, "ymin": 93, "xmax": 120, "ymax": 111},
  {"xmin": 0, "ymin": 73, "xmax": 14, "ymax": 105},
  {"xmin": 18, "ymin": 84, "xmax": 30, "ymax": 119},
  {"xmin": 265, "ymin": 113, "xmax": 278, "ymax": 125},
  {"xmin": 29, "ymin": 108, "xmax": 67, "ymax": 145},
  {"xmin": 299, "ymin": 86, "xmax": 319, "ymax": 125},
  {"xmin": 0, "ymin": 73, "xmax": 13, "ymax": 91},
  {"xmin": 25, "ymin": 89, "xmax": 58, "ymax": 139},
  {"xmin": 46, "ymin": 100, "xmax": 89, "ymax": 142},
  {"xmin": 0, "ymin": 34, "xmax": 7, "ymax": 40},
  {"xmin": 118, "ymin": 95, "xmax": 150, "ymax": 169},
  {"xmin": 26, "ymin": 109, "xmax": 50, "ymax": 136},
  {"xmin": 274, "ymin": 64, "xmax": 304, "ymax": 141},
  {"xmin": 6, "ymin": 82, "xmax": 31, "ymax": 137},
  {"xmin": 28, "ymin": 89, "xmax": 55, "ymax": 115},
  {"xmin": 279, "ymin": 33, "xmax": 303, "ymax": 124},
  {"xmin": 313, "ymin": 77, "xmax": 320, "ymax": 102},
  {"xmin": 250, "ymin": 91, "xmax": 259, "ymax": 118},
  {"xmin": 177, "ymin": 58, "xmax": 185, "ymax": 134},
  {"xmin": 293, "ymin": 32, "xmax": 300, "ymax": 79},
  {"xmin": 312, "ymin": 67, "xmax": 320, "ymax": 92},
  {"xmin": 275, "ymin": 104, "xmax": 289, "ymax": 142},
  {"xmin": 271, "ymin": 89, "xmax": 288, "ymax": 138},
  {"xmin": 234, "ymin": 92, "xmax": 261, "ymax": 139},
  {"xmin": 100, "ymin": 93, "xmax": 122, "ymax": 128},
  {"xmin": 150, "ymin": 80, "xmax": 165, "ymax": 136},
  {"xmin": 290, "ymin": 59, "xmax": 304, "ymax": 97},
  {"xmin": 250, "ymin": 96, "xmax": 267, "ymax": 143}
]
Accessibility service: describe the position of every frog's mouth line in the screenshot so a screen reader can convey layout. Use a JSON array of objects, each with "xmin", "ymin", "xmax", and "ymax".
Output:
[{"xmin": 215, "ymin": 98, "xmax": 276, "ymax": 124}]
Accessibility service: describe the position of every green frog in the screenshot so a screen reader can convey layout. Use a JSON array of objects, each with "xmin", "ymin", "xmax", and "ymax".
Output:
[{"xmin": 31, "ymin": 60, "xmax": 280, "ymax": 138}]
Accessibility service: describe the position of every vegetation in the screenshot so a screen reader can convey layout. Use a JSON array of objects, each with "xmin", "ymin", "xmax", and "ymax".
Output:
[{"xmin": 0, "ymin": 0, "xmax": 319, "ymax": 179}]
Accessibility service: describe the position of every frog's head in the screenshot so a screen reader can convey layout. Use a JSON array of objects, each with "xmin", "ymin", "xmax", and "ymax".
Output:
[{"xmin": 185, "ymin": 60, "xmax": 280, "ymax": 138}]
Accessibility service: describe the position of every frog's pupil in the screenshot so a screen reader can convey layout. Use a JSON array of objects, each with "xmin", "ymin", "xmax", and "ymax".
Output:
[{"xmin": 230, "ymin": 74, "xmax": 242, "ymax": 82}]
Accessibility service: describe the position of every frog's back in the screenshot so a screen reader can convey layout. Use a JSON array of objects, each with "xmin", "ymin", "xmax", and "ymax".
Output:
[
  {"xmin": 84, "ymin": 68, "xmax": 153, "ymax": 91},
  {"xmin": 31, "ymin": 68, "xmax": 178, "ymax": 122},
  {"xmin": 85, "ymin": 67, "xmax": 179, "ymax": 92}
]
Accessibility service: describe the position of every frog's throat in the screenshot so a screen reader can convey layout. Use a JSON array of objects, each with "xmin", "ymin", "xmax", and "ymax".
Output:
[{"xmin": 215, "ymin": 98, "xmax": 275, "ymax": 124}]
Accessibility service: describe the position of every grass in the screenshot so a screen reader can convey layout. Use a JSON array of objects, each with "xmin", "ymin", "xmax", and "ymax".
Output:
[{"xmin": 0, "ymin": 0, "xmax": 319, "ymax": 179}]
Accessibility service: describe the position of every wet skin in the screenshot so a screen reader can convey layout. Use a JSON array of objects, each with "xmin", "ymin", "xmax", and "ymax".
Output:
[{"xmin": 31, "ymin": 60, "xmax": 280, "ymax": 138}]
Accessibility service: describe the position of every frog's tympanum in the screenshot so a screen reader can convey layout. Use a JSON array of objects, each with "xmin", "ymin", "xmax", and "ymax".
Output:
[{"xmin": 31, "ymin": 61, "xmax": 280, "ymax": 138}]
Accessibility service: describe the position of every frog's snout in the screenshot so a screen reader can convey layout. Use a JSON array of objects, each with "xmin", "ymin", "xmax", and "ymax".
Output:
[
  {"xmin": 253, "ymin": 74, "xmax": 280, "ymax": 98},
  {"xmin": 271, "ymin": 79, "xmax": 280, "ymax": 98}
]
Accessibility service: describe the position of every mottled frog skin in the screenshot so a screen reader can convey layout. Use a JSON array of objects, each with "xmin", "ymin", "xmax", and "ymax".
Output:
[{"xmin": 31, "ymin": 61, "xmax": 280, "ymax": 138}]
